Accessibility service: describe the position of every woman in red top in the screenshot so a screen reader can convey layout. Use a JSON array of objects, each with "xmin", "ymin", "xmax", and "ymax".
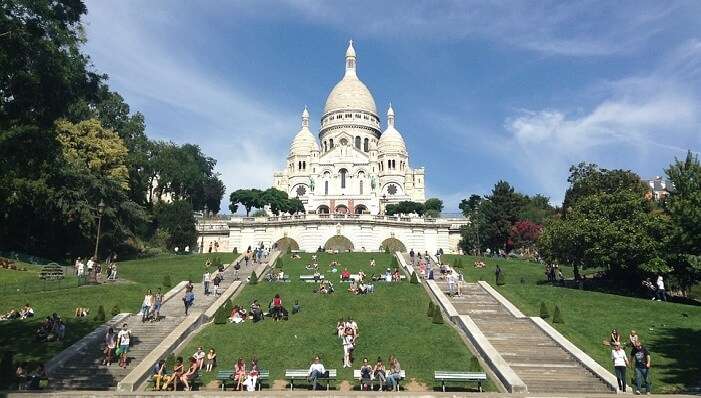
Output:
[
  {"xmin": 272, "ymin": 294, "xmax": 282, "ymax": 321},
  {"xmin": 233, "ymin": 357, "xmax": 246, "ymax": 390}
]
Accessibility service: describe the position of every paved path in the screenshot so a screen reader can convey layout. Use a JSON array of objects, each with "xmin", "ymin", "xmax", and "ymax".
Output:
[
  {"xmin": 49, "ymin": 255, "xmax": 266, "ymax": 390},
  {"xmin": 403, "ymin": 254, "xmax": 613, "ymax": 394}
]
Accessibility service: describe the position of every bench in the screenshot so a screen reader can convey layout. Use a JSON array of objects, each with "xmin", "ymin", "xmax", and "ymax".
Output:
[
  {"xmin": 285, "ymin": 369, "xmax": 337, "ymax": 390},
  {"xmin": 216, "ymin": 369, "xmax": 269, "ymax": 390},
  {"xmin": 148, "ymin": 373, "xmax": 202, "ymax": 391},
  {"xmin": 434, "ymin": 371, "xmax": 486, "ymax": 392},
  {"xmin": 354, "ymin": 369, "xmax": 406, "ymax": 391},
  {"xmin": 300, "ymin": 275, "xmax": 324, "ymax": 282}
]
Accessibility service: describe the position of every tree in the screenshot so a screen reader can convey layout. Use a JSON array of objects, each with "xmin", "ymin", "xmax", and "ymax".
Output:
[
  {"xmin": 154, "ymin": 200, "xmax": 197, "ymax": 250},
  {"xmin": 519, "ymin": 194, "xmax": 557, "ymax": 225},
  {"xmin": 482, "ymin": 181, "xmax": 525, "ymax": 250},
  {"xmin": 459, "ymin": 194, "xmax": 483, "ymax": 216},
  {"xmin": 230, "ymin": 189, "xmax": 263, "ymax": 216},
  {"xmin": 261, "ymin": 188, "xmax": 289, "ymax": 215},
  {"xmin": 509, "ymin": 220, "xmax": 543, "ymax": 250},
  {"xmin": 459, "ymin": 194, "xmax": 487, "ymax": 255},
  {"xmin": 286, "ymin": 197, "xmax": 306, "ymax": 215},
  {"xmin": 424, "ymin": 198, "xmax": 444, "ymax": 217},
  {"xmin": 663, "ymin": 151, "xmax": 701, "ymax": 294}
]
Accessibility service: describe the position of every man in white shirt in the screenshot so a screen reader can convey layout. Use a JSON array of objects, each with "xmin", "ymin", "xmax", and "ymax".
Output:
[
  {"xmin": 307, "ymin": 356, "xmax": 326, "ymax": 390},
  {"xmin": 447, "ymin": 271, "xmax": 457, "ymax": 296},
  {"xmin": 203, "ymin": 272, "xmax": 211, "ymax": 295},
  {"xmin": 656, "ymin": 275, "xmax": 667, "ymax": 301},
  {"xmin": 86, "ymin": 257, "xmax": 94, "ymax": 273},
  {"xmin": 117, "ymin": 323, "xmax": 132, "ymax": 368}
]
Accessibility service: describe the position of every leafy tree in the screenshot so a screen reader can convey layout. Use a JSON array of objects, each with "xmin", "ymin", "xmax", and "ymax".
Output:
[
  {"xmin": 519, "ymin": 194, "xmax": 557, "ymax": 225},
  {"xmin": 509, "ymin": 220, "xmax": 543, "ymax": 250},
  {"xmin": 286, "ymin": 197, "xmax": 306, "ymax": 215},
  {"xmin": 410, "ymin": 271, "xmax": 418, "ymax": 284},
  {"xmin": 459, "ymin": 194, "xmax": 487, "ymax": 255},
  {"xmin": 214, "ymin": 299, "xmax": 233, "ymax": 324},
  {"xmin": 249, "ymin": 271, "xmax": 258, "ymax": 284},
  {"xmin": 154, "ymin": 200, "xmax": 197, "ymax": 250},
  {"xmin": 94, "ymin": 305, "xmax": 106, "ymax": 322},
  {"xmin": 663, "ymin": 151, "xmax": 701, "ymax": 294},
  {"xmin": 432, "ymin": 307, "xmax": 444, "ymax": 323},
  {"xmin": 459, "ymin": 194, "xmax": 483, "ymax": 216},
  {"xmin": 552, "ymin": 305, "xmax": 563, "ymax": 323},
  {"xmin": 424, "ymin": 198, "xmax": 443, "ymax": 217},
  {"xmin": 482, "ymin": 181, "xmax": 525, "ymax": 250},
  {"xmin": 230, "ymin": 189, "xmax": 262, "ymax": 216},
  {"xmin": 427, "ymin": 301, "xmax": 435, "ymax": 317},
  {"xmin": 261, "ymin": 188, "xmax": 289, "ymax": 215}
]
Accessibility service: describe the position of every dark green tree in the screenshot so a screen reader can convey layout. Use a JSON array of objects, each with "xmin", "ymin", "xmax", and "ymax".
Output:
[
  {"xmin": 154, "ymin": 201, "xmax": 197, "ymax": 250},
  {"xmin": 482, "ymin": 181, "xmax": 525, "ymax": 250}
]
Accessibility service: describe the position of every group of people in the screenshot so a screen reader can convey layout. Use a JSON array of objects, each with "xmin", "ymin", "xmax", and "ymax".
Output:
[
  {"xmin": 103, "ymin": 323, "xmax": 132, "ymax": 368},
  {"xmin": 140, "ymin": 289, "xmax": 164, "ymax": 322},
  {"xmin": 337, "ymin": 318, "xmax": 359, "ymax": 368},
  {"xmin": 358, "ymin": 355, "xmax": 403, "ymax": 391},
  {"xmin": 610, "ymin": 328, "xmax": 652, "ymax": 394},
  {"xmin": 14, "ymin": 363, "xmax": 47, "ymax": 390},
  {"xmin": 154, "ymin": 356, "xmax": 198, "ymax": 391},
  {"xmin": 230, "ymin": 296, "xmax": 295, "ymax": 324},
  {"xmin": 545, "ymin": 263, "xmax": 564, "ymax": 282},
  {"xmin": 231, "ymin": 357, "xmax": 262, "ymax": 391},
  {"xmin": 74, "ymin": 253, "xmax": 118, "ymax": 281},
  {"xmin": 35, "ymin": 313, "xmax": 65, "ymax": 342},
  {"xmin": 1, "ymin": 303, "xmax": 34, "ymax": 320}
]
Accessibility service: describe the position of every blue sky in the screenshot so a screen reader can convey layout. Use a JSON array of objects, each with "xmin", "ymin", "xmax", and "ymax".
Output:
[{"xmin": 83, "ymin": 1, "xmax": 701, "ymax": 212}]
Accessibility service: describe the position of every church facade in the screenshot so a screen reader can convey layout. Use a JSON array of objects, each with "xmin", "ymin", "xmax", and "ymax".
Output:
[{"xmin": 273, "ymin": 41, "xmax": 425, "ymax": 215}]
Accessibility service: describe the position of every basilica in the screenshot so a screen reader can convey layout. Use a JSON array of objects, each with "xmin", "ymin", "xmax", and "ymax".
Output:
[{"xmin": 273, "ymin": 41, "xmax": 426, "ymax": 215}]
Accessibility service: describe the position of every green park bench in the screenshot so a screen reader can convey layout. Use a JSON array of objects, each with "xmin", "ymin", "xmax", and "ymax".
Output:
[
  {"xmin": 299, "ymin": 275, "xmax": 324, "ymax": 282},
  {"xmin": 216, "ymin": 369, "xmax": 269, "ymax": 390},
  {"xmin": 434, "ymin": 371, "xmax": 486, "ymax": 392},
  {"xmin": 285, "ymin": 368, "xmax": 336, "ymax": 390},
  {"xmin": 354, "ymin": 369, "xmax": 406, "ymax": 390}
]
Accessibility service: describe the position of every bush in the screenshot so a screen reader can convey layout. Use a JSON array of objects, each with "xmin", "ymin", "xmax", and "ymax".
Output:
[
  {"xmin": 432, "ymin": 307, "xmax": 444, "ymax": 324},
  {"xmin": 232, "ymin": 247, "xmax": 238, "ymax": 254},
  {"xmin": 539, "ymin": 302, "xmax": 549, "ymax": 318},
  {"xmin": 0, "ymin": 351, "xmax": 14, "ymax": 389},
  {"xmin": 384, "ymin": 246, "xmax": 390, "ymax": 254},
  {"xmin": 410, "ymin": 272, "xmax": 418, "ymax": 284},
  {"xmin": 111, "ymin": 305, "xmax": 121, "ymax": 316},
  {"xmin": 249, "ymin": 271, "xmax": 258, "ymax": 284},
  {"xmin": 391, "ymin": 256, "xmax": 398, "ymax": 268},
  {"xmin": 496, "ymin": 271, "xmax": 505, "ymax": 286},
  {"xmin": 427, "ymin": 301, "xmax": 435, "ymax": 317},
  {"xmin": 212, "ymin": 256, "xmax": 222, "ymax": 268},
  {"xmin": 275, "ymin": 257, "xmax": 284, "ymax": 269},
  {"xmin": 214, "ymin": 299, "xmax": 233, "ymax": 324},
  {"xmin": 469, "ymin": 356, "xmax": 481, "ymax": 372},
  {"xmin": 94, "ymin": 305, "xmax": 106, "ymax": 322},
  {"xmin": 553, "ymin": 305, "xmax": 563, "ymax": 323},
  {"xmin": 162, "ymin": 274, "xmax": 172, "ymax": 288},
  {"xmin": 287, "ymin": 246, "xmax": 292, "ymax": 254},
  {"xmin": 165, "ymin": 353, "xmax": 176, "ymax": 369}
]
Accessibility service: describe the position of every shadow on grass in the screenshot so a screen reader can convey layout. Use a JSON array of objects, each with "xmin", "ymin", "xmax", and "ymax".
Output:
[{"xmin": 647, "ymin": 327, "xmax": 701, "ymax": 392}]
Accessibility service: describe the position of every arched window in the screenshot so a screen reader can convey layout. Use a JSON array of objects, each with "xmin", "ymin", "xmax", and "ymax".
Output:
[
  {"xmin": 329, "ymin": 139, "xmax": 334, "ymax": 148},
  {"xmin": 303, "ymin": 161, "xmax": 306, "ymax": 170},
  {"xmin": 340, "ymin": 168, "xmax": 347, "ymax": 189},
  {"xmin": 355, "ymin": 136, "xmax": 361, "ymax": 149},
  {"xmin": 324, "ymin": 180, "xmax": 329, "ymax": 195},
  {"xmin": 363, "ymin": 138, "xmax": 369, "ymax": 152},
  {"xmin": 360, "ymin": 180, "xmax": 364, "ymax": 195},
  {"xmin": 298, "ymin": 161, "xmax": 301, "ymax": 170}
]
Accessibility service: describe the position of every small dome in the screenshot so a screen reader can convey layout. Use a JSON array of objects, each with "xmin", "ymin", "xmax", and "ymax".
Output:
[
  {"xmin": 378, "ymin": 104, "xmax": 407, "ymax": 155},
  {"xmin": 289, "ymin": 107, "xmax": 319, "ymax": 156}
]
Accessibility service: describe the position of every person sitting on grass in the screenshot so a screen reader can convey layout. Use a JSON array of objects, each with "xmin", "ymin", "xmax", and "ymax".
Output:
[
  {"xmin": 180, "ymin": 357, "xmax": 199, "ymax": 391},
  {"xmin": 348, "ymin": 279, "xmax": 358, "ymax": 294},
  {"xmin": 360, "ymin": 357, "xmax": 373, "ymax": 390},
  {"xmin": 229, "ymin": 306, "xmax": 245, "ymax": 324},
  {"xmin": 161, "ymin": 356, "xmax": 183, "ymax": 391},
  {"xmin": 330, "ymin": 261, "xmax": 338, "ymax": 273},
  {"xmin": 307, "ymin": 355, "xmax": 326, "ymax": 391},
  {"xmin": 250, "ymin": 300, "xmax": 263, "ymax": 322},
  {"xmin": 373, "ymin": 357, "xmax": 387, "ymax": 391},
  {"xmin": 357, "ymin": 282, "xmax": 369, "ymax": 294},
  {"xmin": 392, "ymin": 268, "xmax": 401, "ymax": 282},
  {"xmin": 337, "ymin": 319, "xmax": 345, "ymax": 339},
  {"xmin": 193, "ymin": 347, "xmax": 206, "ymax": 370},
  {"xmin": 205, "ymin": 348, "xmax": 217, "ymax": 372},
  {"xmin": 341, "ymin": 268, "xmax": 351, "ymax": 281},
  {"xmin": 232, "ymin": 357, "xmax": 246, "ymax": 390},
  {"xmin": 152, "ymin": 359, "xmax": 166, "ymax": 390},
  {"xmin": 20, "ymin": 304, "xmax": 34, "ymax": 319},
  {"xmin": 369, "ymin": 258, "xmax": 376, "ymax": 268},
  {"xmin": 272, "ymin": 294, "xmax": 283, "ymax": 321},
  {"xmin": 628, "ymin": 330, "xmax": 639, "ymax": 348}
]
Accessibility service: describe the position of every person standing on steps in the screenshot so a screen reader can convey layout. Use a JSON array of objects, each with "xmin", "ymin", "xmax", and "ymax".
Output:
[
  {"xmin": 117, "ymin": 323, "xmax": 132, "ymax": 368},
  {"xmin": 611, "ymin": 342, "xmax": 629, "ymax": 392},
  {"xmin": 183, "ymin": 288, "xmax": 195, "ymax": 316},
  {"xmin": 153, "ymin": 288, "xmax": 163, "ymax": 321},
  {"xmin": 203, "ymin": 271, "xmax": 211, "ymax": 296}
]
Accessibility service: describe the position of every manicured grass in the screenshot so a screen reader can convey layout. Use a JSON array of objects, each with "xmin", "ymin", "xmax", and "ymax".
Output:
[
  {"xmin": 444, "ymin": 254, "xmax": 701, "ymax": 394},
  {"xmin": 0, "ymin": 253, "xmax": 236, "ymax": 367},
  {"xmin": 179, "ymin": 253, "xmax": 491, "ymax": 390}
]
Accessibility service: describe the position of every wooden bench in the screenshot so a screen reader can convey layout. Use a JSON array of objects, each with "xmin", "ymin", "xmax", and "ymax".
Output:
[
  {"xmin": 434, "ymin": 371, "xmax": 486, "ymax": 392},
  {"xmin": 354, "ymin": 369, "xmax": 406, "ymax": 391},
  {"xmin": 216, "ymin": 369, "xmax": 269, "ymax": 390},
  {"xmin": 300, "ymin": 275, "xmax": 324, "ymax": 282},
  {"xmin": 285, "ymin": 369, "xmax": 337, "ymax": 390}
]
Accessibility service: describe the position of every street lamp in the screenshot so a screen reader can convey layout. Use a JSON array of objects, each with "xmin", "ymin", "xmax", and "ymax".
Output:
[
  {"xmin": 200, "ymin": 204, "xmax": 207, "ymax": 253},
  {"xmin": 93, "ymin": 200, "xmax": 105, "ymax": 259}
]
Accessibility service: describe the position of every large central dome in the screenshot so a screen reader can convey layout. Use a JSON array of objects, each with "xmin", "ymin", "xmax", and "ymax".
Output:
[{"xmin": 323, "ymin": 40, "xmax": 377, "ymax": 115}]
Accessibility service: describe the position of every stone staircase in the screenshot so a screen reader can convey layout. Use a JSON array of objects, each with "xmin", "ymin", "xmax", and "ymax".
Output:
[
  {"xmin": 48, "ymin": 255, "xmax": 265, "ymax": 390},
  {"xmin": 434, "ymin": 279, "xmax": 614, "ymax": 394}
]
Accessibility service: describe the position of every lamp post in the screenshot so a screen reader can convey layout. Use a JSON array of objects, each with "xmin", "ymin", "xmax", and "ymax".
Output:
[
  {"xmin": 200, "ymin": 204, "xmax": 207, "ymax": 253},
  {"xmin": 93, "ymin": 200, "xmax": 105, "ymax": 259},
  {"xmin": 380, "ymin": 194, "xmax": 388, "ymax": 216}
]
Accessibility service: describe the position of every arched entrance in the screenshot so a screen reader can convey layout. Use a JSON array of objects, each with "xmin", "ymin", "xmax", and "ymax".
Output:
[
  {"xmin": 274, "ymin": 237, "xmax": 299, "ymax": 252},
  {"xmin": 317, "ymin": 205, "xmax": 330, "ymax": 214},
  {"xmin": 380, "ymin": 238, "xmax": 407, "ymax": 253},
  {"xmin": 324, "ymin": 235, "xmax": 354, "ymax": 252},
  {"xmin": 335, "ymin": 204, "xmax": 348, "ymax": 214},
  {"xmin": 354, "ymin": 204, "xmax": 368, "ymax": 214}
]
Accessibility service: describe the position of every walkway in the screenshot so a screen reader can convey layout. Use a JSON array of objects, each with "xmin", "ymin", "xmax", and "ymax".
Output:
[
  {"xmin": 402, "ymin": 254, "xmax": 614, "ymax": 394},
  {"xmin": 49, "ymin": 255, "xmax": 266, "ymax": 390}
]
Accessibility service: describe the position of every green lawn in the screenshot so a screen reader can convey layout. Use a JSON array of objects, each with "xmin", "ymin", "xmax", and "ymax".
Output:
[
  {"xmin": 0, "ymin": 253, "xmax": 236, "ymax": 370},
  {"xmin": 444, "ymin": 254, "xmax": 701, "ymax": 394},
  {"xmin": 179, "ymin": 253, "xmax": 491, "ymax": 391}
]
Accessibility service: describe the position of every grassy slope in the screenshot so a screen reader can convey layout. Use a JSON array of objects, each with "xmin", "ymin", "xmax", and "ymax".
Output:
[
  {"xmin": 444, "ymin": 254, "xmax": 701, "ymax": 393},
  {"xmin": 0, "ymin": 253, "xmax": 235, "ymax": 365},
  {"xmin": 179, "ymin": 253, "xmax": 489, "ymax": 390}
]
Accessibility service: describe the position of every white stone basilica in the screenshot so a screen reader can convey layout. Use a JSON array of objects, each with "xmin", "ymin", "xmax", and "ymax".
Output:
[{"xmin": 273, "ymin": 41, "xmax": 425, "ymax": 215}]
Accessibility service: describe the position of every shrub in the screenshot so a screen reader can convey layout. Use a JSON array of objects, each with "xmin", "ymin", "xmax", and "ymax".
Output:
[
  {"xmin": 165, "ymin": 353, "xmax": 176, "ymax": 369},
  {"xmin": 432, "ymin": 307, "xmax": 444, "ymax": 324},
  {"xmin": 496, "ymin": 271, "xmax": 505, "ymax": 286},
  {"xmin": 384, "ymin": 246, "xmax": 390, "ymax": 254},
  {"xmin": 287, "ymin": 246, "xmax": 292, "ymax": 254},
  {"xmin": 410, "ymin": 272, "xmax": 418, "ymax": 284},
  {"xmin": 249, "ymin": 271, "xmax": 258, "ymax": 284},
  {"xmin": 214, "ymin": 299, "xmax": 233, "ymax": 324},
  {"xmin": 539, "ymin": 302, "xmax": 549, "ymax": 318},
  {"xmin": 94, "ymin": 305, "xmax": 106, "ymax": 322},
  {"xmin": 553, "ymin": 305, "xmax": 563, "ymax": 323},
  {"xmin": 427, "ymin": 301, "xmax": 435, "ymax": 317},
  {"xmin": 212, "ymin": 256, "xmax": 222, "ymax": 268},
  {"xmin": 111, "ymin": 305, "xmax": 121, "ymax": 316},
  {"xmin": 275, "ymin": 257, "xmax": 284, "ymax": 269},
  {"xmin": 232, "ymin": 247, "xmax": 238, "ymax": 254},
  {"xmin": 469, "ymin": 356, "xmax": 481, "ymax": 372},
  {"xmin": 162, "ymin": 275, "xmax": 172, "ymax": 288},
  {"xmin": 391, "ymin": 256, "xmax": 398, "ymax": 268}
]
